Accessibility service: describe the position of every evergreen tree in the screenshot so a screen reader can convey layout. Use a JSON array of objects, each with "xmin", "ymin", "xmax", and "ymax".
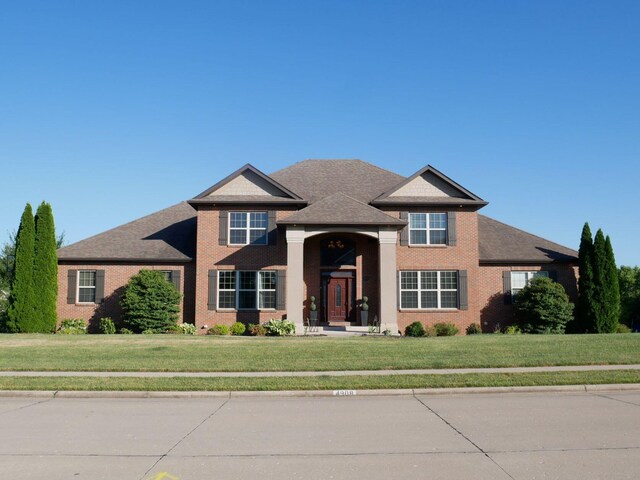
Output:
[
  {"xmin": 7, "ymin": 204, "xmax": 35, "ymax": 332},
  {"xmin": 32, "ymin": 202, "xmax": 58, "ymax": 333},
  {"xmin": 602, "ymin": 236, "xmax": 620, "ymax": 332},
  {"xmin": 592, "ymin": 229, "xmax": 608, "ymax": 332},
  {"xmin": 576, "ymin": 223, "xmax": 596, "ymax": 332}
]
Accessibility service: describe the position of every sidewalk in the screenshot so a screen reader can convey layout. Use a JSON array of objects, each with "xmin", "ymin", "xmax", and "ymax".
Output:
[{"xmin": 1, "ymin": 364, "xmax": 639, "ymax": 378}]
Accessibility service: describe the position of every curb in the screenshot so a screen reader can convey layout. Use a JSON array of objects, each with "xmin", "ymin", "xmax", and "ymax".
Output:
[{"xmin": 1, "ymin": 383, "xmax": 639, "ymax": 399}]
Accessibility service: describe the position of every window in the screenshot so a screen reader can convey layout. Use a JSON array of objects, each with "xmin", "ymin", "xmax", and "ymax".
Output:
[
  {"xmin": 399, "ymin": 271, "xmax": 458, "ymax": 309},
  {"xmin": 511, "ymin": 271, "xmax": 548, "ymax": 298},
  {"xmin": 77, "ymin": 270, "xmax": 96, "ymax": 303},
  {"xmin": 217, "ymin": 271, "xmax": 276, "ymax": 310},
  {"xmin": 159, "ymin": 271, "xmax": 173, "ymax": 282},
  {"xmin": 229, "ymin": 212, "xmax": 268, "ymax": 245},
  {"xmin": 409, "ymin": 213, "xmax": 447, "ymax": 245}
]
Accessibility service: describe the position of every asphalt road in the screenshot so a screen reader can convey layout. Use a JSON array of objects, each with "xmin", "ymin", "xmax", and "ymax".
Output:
[{"xmin": 0, "ymin": 391, "xmax": 639, "ymax": 479}]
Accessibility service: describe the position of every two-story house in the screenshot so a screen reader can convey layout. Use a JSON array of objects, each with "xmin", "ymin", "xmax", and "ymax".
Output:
[{"xmin": 57, "ymin": 159, "xmax": 578, "ymax": 334}]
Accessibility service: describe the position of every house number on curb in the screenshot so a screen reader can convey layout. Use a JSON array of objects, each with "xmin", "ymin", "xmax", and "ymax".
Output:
[{"xmin": 333, "ymin": 390, "xmax": 357, "ymax": 396}]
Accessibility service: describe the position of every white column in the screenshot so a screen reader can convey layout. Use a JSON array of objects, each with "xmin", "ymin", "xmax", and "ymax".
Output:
[
  {"xmin": 378, "ymin": 227, "xmax": 399, "ymax": 335},
  {"xmin": 286, "ymin": 226, "xmax": 306, "ymax": 333}
]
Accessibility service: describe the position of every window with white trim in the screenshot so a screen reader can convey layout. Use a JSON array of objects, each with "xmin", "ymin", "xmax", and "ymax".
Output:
[
  {"xmin": 400, "ymin": 271, "xmax": 458, "ymax": 309},
  {"xmin": 409, "ymin": 213, "xmax": 447, "ymax": 245},
  {"xmin": 511, "ymin": 271, "xmax": 548, "ymax": 298},
  {"xmin": 229, "ymin": 212, "xmax": 268, "ymax": 245},
  {"xmin": 77, "ymin": 270, "xmax": 96, "ymax": 303},
  {"xmin": 217, "ymin": 271, "xmax": 276, "ymax": 310}
]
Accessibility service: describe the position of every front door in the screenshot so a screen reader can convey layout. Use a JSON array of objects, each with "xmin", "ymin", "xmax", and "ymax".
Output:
[{"xmin": 326, "ymin": 277, "xmax": 351, "ymax": 322}]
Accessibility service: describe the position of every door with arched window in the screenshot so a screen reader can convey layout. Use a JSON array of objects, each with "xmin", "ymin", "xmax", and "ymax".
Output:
[{"xmin": 326, "ymin": 276, "xmax": 351, "ymax": 322}]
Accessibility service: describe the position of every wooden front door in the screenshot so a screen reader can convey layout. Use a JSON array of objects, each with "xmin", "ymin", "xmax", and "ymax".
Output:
[{"xmin": 327, "ymin": 277, "xmax": 352, "ymax": 322}]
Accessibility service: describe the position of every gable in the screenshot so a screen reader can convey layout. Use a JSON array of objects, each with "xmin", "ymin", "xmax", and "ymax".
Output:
[
  {"xmin": 388, "ymin": 171, "xmax": 467, "ymax": 198},
  {"xmin": 210, "ymin": 170, "xmax": 290, "ymax": 197}
]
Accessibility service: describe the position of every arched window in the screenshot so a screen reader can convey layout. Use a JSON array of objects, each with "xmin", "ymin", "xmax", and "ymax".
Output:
[{"xmin": 320, "ymin": 237, "xmax": 356, "ymax": 266}]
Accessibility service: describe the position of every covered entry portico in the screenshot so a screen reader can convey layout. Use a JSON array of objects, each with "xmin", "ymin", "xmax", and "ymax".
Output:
[{"xmin": 285, "ymin": 225, "xmax": 401, "ymax": 334}]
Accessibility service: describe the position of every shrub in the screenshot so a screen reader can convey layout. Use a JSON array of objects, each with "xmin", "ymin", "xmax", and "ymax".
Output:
[
  {"xmin": 405, "ymin": 321, "xmax": 425, "ymax": 337},
  {"xmin": 514, "ymin": 276, "xmax": 574, "ymax": 334},
  {"xmin": 179, "ymin": 323, "xmax": 197, "ymax": 335},
  {"xmin": 248, "ymin": 323, "xmax": 266, "ymax": 336},
  {"xmin": 264, "ymin": 319, "xmax": 296, "ymax": 336},
  {"xmin": 141, "ymin": 329, "xmax": 155, "ymax": 334},
  {"xmin": 99, "ymin": 317, "xmax": 116, "ymax": 334},
  {"xmin": 230, "ymin": 322, "xmax": 246, "ymax": 336},
  {"xmin": 58, "ymin": 318, "xmax": 87, "ymax": 334},
  {"xmin": 465, "ymin": 323, "xmax": 482, "ymax": 335},
  {"xmin": 120, "ymin": 270, "xmax": 182, "ymax": 333},
  {"xmin": 119, "ymin": 328, "xmax": 134, "ymax": 334},
  {"xmin": 616, "ymin": 323, "xmax": 632, "ymax": 333},
  {"xmin": 207, "ymin": 324, "xmax": 230, "ymax": 335},
  {"xmin": 433, "ymin": 322, "xmax": 459, "ymax": 336},
  {"xmin": 504, "ymin": 325, "xmax": 522, "ymax": 335}
]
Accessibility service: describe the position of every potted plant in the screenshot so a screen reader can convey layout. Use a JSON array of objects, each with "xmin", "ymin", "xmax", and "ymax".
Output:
[
  {"xmin": 360, "ymin": 295, "xmax": 369, "ymax": 326},
  {"xmin": 309, "ymin": 296, "xmax": 318, "ymax": 323}
]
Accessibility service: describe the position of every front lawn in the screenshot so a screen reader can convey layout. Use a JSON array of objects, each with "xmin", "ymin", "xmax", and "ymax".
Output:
[
  {"xmin": 1, "ymin": 370, "xmax": 638, "ymax": 391},
  {"xmin": 0, "ymin": 333, "xmax": 638, "ymax": 372}
]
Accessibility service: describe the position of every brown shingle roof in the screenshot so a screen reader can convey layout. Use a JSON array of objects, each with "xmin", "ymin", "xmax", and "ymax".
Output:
[
  {"xmin": 278, "ymin": 193, "xmax": 406, "ymax": 226},
  {"xmin": 478, "ymin": 215, "xmax": 578, "ymax": 264},
  {"xmin": 57, "ymin": 202, "xmax": 196, "ymax": 262},
  {"xmin": 270, "ymin": 159, "xmax": 405, "ymax": 204}
]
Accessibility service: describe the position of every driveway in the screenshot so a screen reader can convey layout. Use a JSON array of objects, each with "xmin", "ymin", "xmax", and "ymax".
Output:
[{"xmin": 0, "ymin": 390, "xmax": 638, "ymax": 479}]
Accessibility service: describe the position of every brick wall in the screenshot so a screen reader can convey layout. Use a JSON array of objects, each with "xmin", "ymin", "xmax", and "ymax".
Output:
[
  {"xmin": 477, "ymin": 264, "xmax": 578, "ymax": 333},
  {"xmin": 57, "ymin": 262, "xmax": 194, "ymax": 331}
]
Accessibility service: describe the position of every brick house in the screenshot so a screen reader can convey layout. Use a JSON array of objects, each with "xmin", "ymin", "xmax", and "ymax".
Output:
[{"xmin": 57, "ymin": 159, "xmax": 578, "ymax": 334}]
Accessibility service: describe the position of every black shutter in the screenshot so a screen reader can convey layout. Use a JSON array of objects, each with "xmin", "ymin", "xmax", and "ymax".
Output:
[
  {"xmin": 218, "ymin": 210, "xmax": 228, "ymax": 245},
  {"xmin": 458, "ymin": 270, "xmax": 468, "ymax": 310},
  {"xmin": 276, "ymin": 270, "xmax": 286, "ymax": 310},
  {"xmin": 503, "ymin": 271, "xmax": 512, "ymax": 305},
  {"xmin": 397, "ymin": 271, "xmax": 401, "ymax": 309},
  {"xmin": 171, "ymin": 270, "xmax": 181, "ymax": 292},
  {"xmin": 95, "ymin": 270, "xmax": 105, "ymax": 304},
  {"xmin": 547, "ymin": 270, "xmax": 558, "ymax": 282},
  {"xmin": 268, "ymin": 211, "xmax": 277, "ymax": 245},
  {"xmin": 208, "ymin": 270, "xmax": 217, "ymax": 310},
  {"xmin": 399, "ymin": 212, "xmax": 409, "ymax": 246},
  {"xmin": 447, "ymin": 211, "xmax": 457, "ymax": 246},
  {"xmin": 67, "ymin": 270, "xmax": 77, "ymax": 304}
]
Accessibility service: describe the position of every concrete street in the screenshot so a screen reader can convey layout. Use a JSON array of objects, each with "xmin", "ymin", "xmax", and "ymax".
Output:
[{"xmin": 0, "ymin": 391, "xmax": 638, "ymax": 479}]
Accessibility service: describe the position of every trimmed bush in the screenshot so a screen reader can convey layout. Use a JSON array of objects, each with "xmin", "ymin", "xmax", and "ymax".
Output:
[
  {"xmin": 465, "ymin": 323, "xmax": 482, "ymax": 335},
  {"xmin": 119, "ymin": 328, "xmax": 134, "ymax": 334},
  {"xmin": 433, "ymin": 322, "xmax": 459, "ymax": 336},
  {"xmin": 178, "ymin": 323, "xmax": 197, "ymax": 335},
  {"xmin": 405, "ymin": 321, "xmax": 425, "ymax": 337},
  {"xmin": 230, "ymin": 322, "xmax": 246, "ymax": 336},
  {"xmin": 207, "ymin": 325, "xmax": 230, "ymax": 335},
  {"xmin": 120, "ymin": 270, "xmax": 182, "ymax": 333},
  {"xmin": 99, "ymin": 317, "xmax": 116, "ymax": 334},
  {"xmin": 58, "ymin": 319, "xmax": 87, "ymax": 334},
  {"xmin": 264, "ymin": 319, "xmax": 296, "ymax": 336},
  {"xmin": 616, "ymin": 323, "xmax": 632, "ymax": 334},
  {"xmin": 248, "ymin": 323, "xmax": 266, "ymax": 336},
  {"xmin": 514, "ymin": 276, "xmax": 574, "ymax": 334},
  {"xmin": 504, "ymin": 325, "xmax": 522, "ymax": 335}
]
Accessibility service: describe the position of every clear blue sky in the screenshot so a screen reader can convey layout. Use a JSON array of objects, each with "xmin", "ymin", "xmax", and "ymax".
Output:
[{"xmin": 1, "ymin": 0, "xmax": 638, "ymax": 265}]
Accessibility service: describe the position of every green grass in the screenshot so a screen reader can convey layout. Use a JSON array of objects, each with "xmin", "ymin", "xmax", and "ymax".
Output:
[
  {"xmin": 0, "ymin": 370, "xmax": 638, "ymax": 391},
  {"xmin": 0, "ymin": 333, "xmax": 639, "ymax": 372}
]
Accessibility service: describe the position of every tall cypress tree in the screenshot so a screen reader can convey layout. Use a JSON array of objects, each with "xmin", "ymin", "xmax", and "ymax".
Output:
[
  {"xmin": 576, "ymin": 223, "xmax": 596, "ymax": 332},
  {"xmin": 32, "ymin": 202, "xmax": 58, "ymax": 333},
  {"xmin": 7, "ymin": 204, "xmax": 35, "ymax": 332},
  {"xmin": 592, "ymin": 229, "xmax": 608, "ymax": 333},
  {"xmin": 602, "ymin": 236, "xmax": 620, "ymax": 332}
]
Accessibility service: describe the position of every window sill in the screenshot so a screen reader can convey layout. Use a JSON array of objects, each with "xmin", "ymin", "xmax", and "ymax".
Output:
[
  {"xmin": 399, "ymin": 308, "xmax": 458, "ymax": 312},
  {"xmin": 75, "ymin": 302, "xmax": 97, "ymax": 306},
  {"xmin": 216, "ymin": 309, "xmax": 277, "ymax": 312},
  {"xmin": 227, "ymin": 243, "xmax": 268, "ymax": 247},
  {"xmin": 407, "ymin": 244, "xmax": 448, "ymax": 248}
]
